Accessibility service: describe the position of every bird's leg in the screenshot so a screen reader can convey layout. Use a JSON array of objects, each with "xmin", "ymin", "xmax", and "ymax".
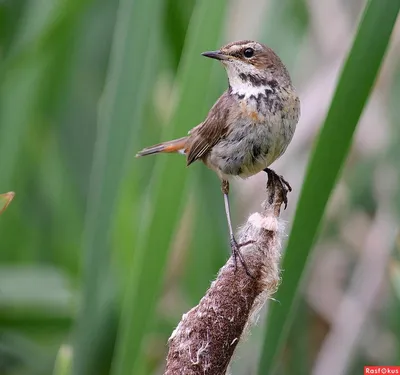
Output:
[
  {"xmin": 221, "ymin": 180, "xmax": 254, "ymax": 278},
  {"xmin": 264, "ymin": 168, "xmax": 292, "ymax": 209}
]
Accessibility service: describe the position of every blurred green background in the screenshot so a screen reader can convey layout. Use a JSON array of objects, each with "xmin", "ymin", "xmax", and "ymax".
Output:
[{"xmin": 0, "ymin": 0, "xmax": 399, "ymax": 374}]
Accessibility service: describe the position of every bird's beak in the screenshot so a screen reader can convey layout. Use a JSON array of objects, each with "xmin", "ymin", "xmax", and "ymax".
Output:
[{"xmin": 201, "ymin": 50, "xmax": 229, "ymax": 61}]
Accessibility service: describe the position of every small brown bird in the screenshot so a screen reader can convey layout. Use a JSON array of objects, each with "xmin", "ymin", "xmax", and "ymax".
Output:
[{"xmin": 137, "ymin": 40, "xmax": 300, "ymax": 275}]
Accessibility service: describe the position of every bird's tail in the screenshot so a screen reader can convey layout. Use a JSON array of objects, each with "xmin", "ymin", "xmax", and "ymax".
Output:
[{"xmin": 136, "ymin": 136, "xmax": 188, "ymax": 157}]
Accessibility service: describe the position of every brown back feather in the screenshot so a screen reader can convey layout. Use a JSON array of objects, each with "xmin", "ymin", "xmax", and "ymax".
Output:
[{"xmin": 186, "ymin": 91, "xmax": 234, "ymax": 166}]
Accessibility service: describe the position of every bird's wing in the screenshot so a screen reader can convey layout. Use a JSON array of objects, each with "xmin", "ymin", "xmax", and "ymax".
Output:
[{"xmin": 186, "ymin": 91, "xmax": 233, "ymax": 166}]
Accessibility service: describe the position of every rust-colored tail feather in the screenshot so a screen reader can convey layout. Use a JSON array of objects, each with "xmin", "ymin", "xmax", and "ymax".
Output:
[{"xmin": 136, "ymin": 136, "xmax": 188, "ymax": 157}]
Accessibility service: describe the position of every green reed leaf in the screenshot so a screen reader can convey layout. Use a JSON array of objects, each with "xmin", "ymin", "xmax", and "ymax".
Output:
[
  {"xmin": 259, "ymin": 0, "xmax": 400, "ymax": 373},
  {"xmin": 111, "ymin": 1, "xmax": 228, "ymax": 374},
  {"xmin": 73, "ymin": 0, "xmax": 164, "ymax": 373}
]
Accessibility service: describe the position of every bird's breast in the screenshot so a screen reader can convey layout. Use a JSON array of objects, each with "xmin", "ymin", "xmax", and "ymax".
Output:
[{"xmin": 205, "ymin": 86, "xmax": 300, "ymax": 179}]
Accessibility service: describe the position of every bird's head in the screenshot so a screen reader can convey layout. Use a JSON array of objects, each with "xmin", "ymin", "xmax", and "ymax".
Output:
[{"xmin": 202, "ymin": 40, "xmax": 290, "ymax": 91}]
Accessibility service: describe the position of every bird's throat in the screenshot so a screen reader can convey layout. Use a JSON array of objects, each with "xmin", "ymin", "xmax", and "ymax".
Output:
[
  {"xmin": 228, "ymin": 73, "xmax": 288, "ymax": 119},
  {"xmin": 230, "ymin": 81, "xmax": 271, "ymax": 100},
  {"xmin": 228, "ymin": 72, "xmax": 277, "ymax": 101}
]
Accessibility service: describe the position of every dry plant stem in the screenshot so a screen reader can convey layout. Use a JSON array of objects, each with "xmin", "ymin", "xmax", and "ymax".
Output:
[
  {"xmin": 164, "ymin": 182, "xmax": 285, "ymax": 375},
  {"xmin": 312, "ymin": 206, "xmax": 397, "ymax": 375},
  {"xmin": 0, "ymin": 192, "xmax": 15, "ymax": 215}
]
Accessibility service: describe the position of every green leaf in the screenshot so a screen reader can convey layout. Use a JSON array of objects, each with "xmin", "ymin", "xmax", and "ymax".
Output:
[
  {"xmin": 184, "ymin": 167, "xmax": 228, "ymax": 303},
  {"xmin": 391, "ymin": 261, "xmax": 400, "ymax": 301},
  {"xmin": 259, "ymin": 0, "xmax": 400, "ymax": 373},
  {"xmin": 0, "ymin": 266, "xmax": 73, "ymax": 330},
  {"xmin": 182, "ymin": 64, "xmax": 228, "ymax": 303},
  {"xmin": 53, "ymin": 345, "xmax": 72, "ymax": 375},
  {"xmin": 0, "ymin": 0, "xmax": 90, "ymax": 191},
  {"xmin": 73, "ymin": 0, "xmax": 164, "ymax": 373},
  {"xmin": 111, "ymin": 1, "xmax": 228, "ymax": 374},
  {"xmin": 0, "ymin": 192, "xmax": 15, "ymax": 215},
  {"xmin": 0, "ymin": 332, "xmax": 51, "ymax": 375}
]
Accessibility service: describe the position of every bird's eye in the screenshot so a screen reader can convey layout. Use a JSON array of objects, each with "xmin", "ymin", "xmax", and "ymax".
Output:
[{"xmin": 243, "ymin": 48, "xmax": 254, "ymax": 58}]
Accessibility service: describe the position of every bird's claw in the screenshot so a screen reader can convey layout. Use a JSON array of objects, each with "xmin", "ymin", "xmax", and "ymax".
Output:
[
  {"xmin": 230, "ymin": 237, "xmax": 255, "ymax": 278},
  {"xmin": 276, "ymin": 174, "xmax": 291, "ymax": 209},
  {"xmin": 264, "ymin": 168, "xmax": 292, "ymax": 209}
]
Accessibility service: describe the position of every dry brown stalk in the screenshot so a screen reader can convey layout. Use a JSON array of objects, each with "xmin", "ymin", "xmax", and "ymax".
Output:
[{"xmin": 164, "ymin": 181, "xmax": 286, "ymax": 375}]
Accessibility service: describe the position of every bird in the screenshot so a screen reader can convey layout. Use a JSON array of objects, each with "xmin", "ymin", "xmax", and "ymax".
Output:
[{"xmin": 136, "ymin": 40, "xmax": 300, "ymax": 276}]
